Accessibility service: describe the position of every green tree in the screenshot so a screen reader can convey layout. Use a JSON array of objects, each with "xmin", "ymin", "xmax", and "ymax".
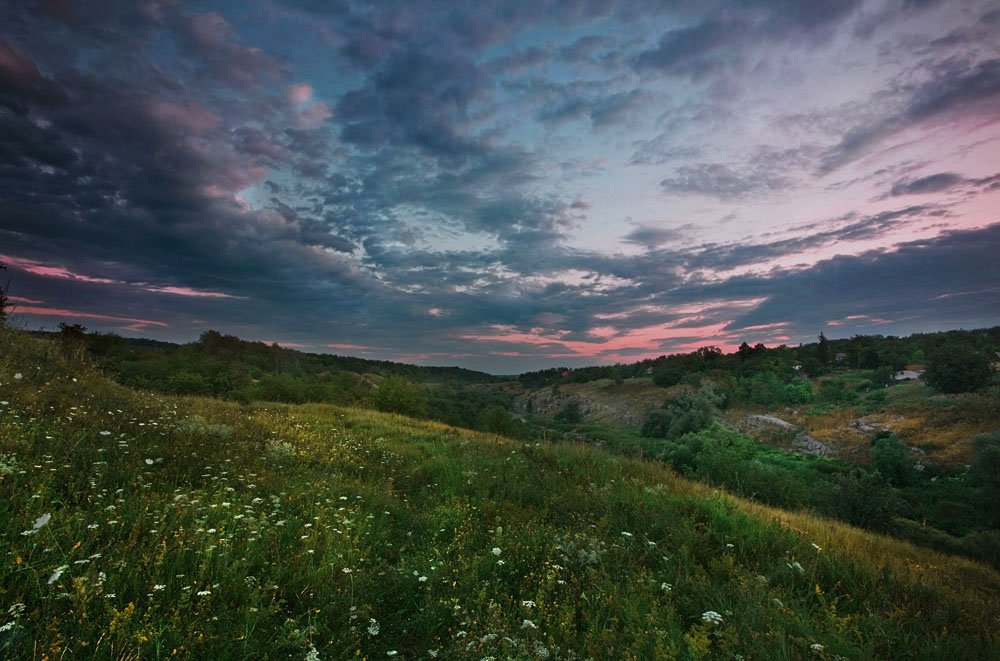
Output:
[
  {"xmin": 369, "ymin": 376, "xmax": 427, "ymax": 417},
  {"xmin": 924, "ymin": 344, "xmax": 992, "ymax": 393}
]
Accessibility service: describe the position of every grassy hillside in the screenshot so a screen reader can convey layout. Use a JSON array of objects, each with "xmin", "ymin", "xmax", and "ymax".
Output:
[{"xmin": 2, "ymin": 330, "xmax": 1000, "ymax": 659}]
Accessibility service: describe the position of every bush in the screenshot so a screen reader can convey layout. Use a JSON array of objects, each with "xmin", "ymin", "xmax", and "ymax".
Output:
[
  {"xmin": 369, "ymin": 376, "xmax": 427, "ymax": 417},
  {"xmin": 642, "ymin": 385, "xmax": 722, "ymax": 438},
  {"xmin": 554, "ymin": 400, "xmax": 583, "ymax": 424}
]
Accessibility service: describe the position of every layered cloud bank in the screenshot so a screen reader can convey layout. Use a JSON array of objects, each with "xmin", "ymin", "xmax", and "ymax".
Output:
[{"xmin": 1, "ymin": 0, "xmax": 998, "ymax": 372}]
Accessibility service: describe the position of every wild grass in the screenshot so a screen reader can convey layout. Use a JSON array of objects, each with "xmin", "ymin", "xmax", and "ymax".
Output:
[{"xmin": 2, "ymin": 329, "xmax": 999, "ymax": 659}]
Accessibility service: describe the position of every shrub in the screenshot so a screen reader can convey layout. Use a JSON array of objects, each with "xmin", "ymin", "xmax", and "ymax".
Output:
[
  {"xmin": 554, "ymin": 400, "xmax": 583, "ymax": 424},
  {"xmin": 642, "ymin": 385, "xmax": 722, "ymax": 438},
  {"xmin": 832, "ymin": 471, "xmax": 900, "ymax": 532},
  {"xmin": 369, "ymin": 376, "xmax": 427, "ymax": 417}
]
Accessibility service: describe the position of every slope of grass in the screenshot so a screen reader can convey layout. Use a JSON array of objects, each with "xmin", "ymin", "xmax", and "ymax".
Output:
[{"xmin": 2, "ymin": 330, "xmax": 1000, "ymax": 660}]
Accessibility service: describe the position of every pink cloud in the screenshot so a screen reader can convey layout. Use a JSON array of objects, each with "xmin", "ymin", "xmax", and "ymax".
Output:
[
  {"xmin": 15, "ymin": 305, "xmax": 166, "ymax": 331},
  {"xmin": 146, "ymin": 98, "xmax": 220, "ymax": 135},
  {"xmin": 142, "ymin": 285, "xmax": 243, "ymax": 299},
  {"xmin": 186, "ymin": 12, "xmax": 233, "ymax": 49},
  {"xmin": 296, "ymin": 102, "xmax": 332, "ymax": 128},
  {"xmin": 326, "ymin": 343, "xmax": 376, "ymax": 351},
  {"xmin": 6, "ymin": 295, "xmax": 44, "ymax": 304},
  {"xmin": 0, "ymin": 255, "xmax": 118, "ymax": 284},
  {"xmin": 461, "ymin": 320, "xmax": 736, "ymax": 361},
  {"xmin": 285, "ymin": 83, "xmax": 313, "ymax": 105},
  {"xmin": 2, "ymin": 254, "xmax": 242, "ymax": 300}
]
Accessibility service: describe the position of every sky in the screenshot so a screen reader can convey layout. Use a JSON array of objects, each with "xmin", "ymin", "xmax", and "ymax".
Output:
[{"xmin": 1, "ymin": 0, "xmax": 999, "ymax": 373}]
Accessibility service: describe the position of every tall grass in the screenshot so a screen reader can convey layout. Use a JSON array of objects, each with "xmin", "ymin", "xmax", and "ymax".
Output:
[{"xmin": 1, "ymin": 330, "xmax": 999, "ymax": 659}]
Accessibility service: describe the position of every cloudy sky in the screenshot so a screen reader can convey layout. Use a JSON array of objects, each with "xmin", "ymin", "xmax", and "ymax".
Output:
[{"xmin": 1, "ymin": 0, "xmax": 998, "ymax": 372}]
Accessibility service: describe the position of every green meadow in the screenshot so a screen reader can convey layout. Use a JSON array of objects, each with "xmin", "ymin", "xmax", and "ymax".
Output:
[{"xmin": 2, "ymin": 329, "xmax": 1000, "ymax": 660}]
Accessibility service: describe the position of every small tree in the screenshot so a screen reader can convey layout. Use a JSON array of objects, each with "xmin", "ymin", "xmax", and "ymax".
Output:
[{"xmin": 816, "ymin": 332, "xmax": 831, "ymax": 366}]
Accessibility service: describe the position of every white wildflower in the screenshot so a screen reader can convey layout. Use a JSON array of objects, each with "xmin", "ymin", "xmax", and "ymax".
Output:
[
  {"xmin": 145, "ymin": 458, "xmax": 154, "ymax": 465},
  {"xmin": 521, "ymin": 600, "xmax": 536, "ymax": 608},
  {"xmin": 153, "ymin": 584, "xmax": 166, "ymax": 591},
  {"xmin": 99, "ymin": 430, "xmax": 111, "ymax": 436},
  {"xmin": 14, "ymin": 373, "xmax": 22, "ymax": 380},
  {"xmin": 48, "ymin": 565, "xmax": 69, "ymax": 585},
  {"xmin": 660, "ymin": 582, "xmax": 672, "ymax": 592},
  {"xmin": 418, "ymin": 575, "xmax": 428, "ymax": 582},
  {"xmin": 367, "ymin": 618, "xmax": 380, "ymax": 636},
  {"xmin": 304, "ymin": 645, "xmax": 320, "ymax": 661},
  {"xmin": 0, "ymin": 622, "xmax": 16, "ymax": 633},
  {"xmin": 197, "ymin": 590, "xmax": 211, "ymax": 596},
  {"xmin": 491, "ymin": 547, "xmax": 501, "ymax": 556},
  {"xmin": 810, "ymin": 643, "xmax": 824, "ymax": 653},
  {"xmin": 701, "ymin": 610, "xmax": 723, "ymax": 625},
  {"xmin": 521, "ymin": 619, "xmax": 537, "ymax": 630}
]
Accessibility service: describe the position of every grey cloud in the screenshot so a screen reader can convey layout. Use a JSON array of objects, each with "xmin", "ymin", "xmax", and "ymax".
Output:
[
  {"xmin": 621, "ymin": 225, "xmax": 692, "ymax": 249},
  {"xmin": 658, "ymin": 145, "xmax": 816, "ymax": 199},
  {"xmin": 820, "ymin": 58, "xmax": 1000, "ymax": 173},
  {"xmin": 716, "ymin": 223, "xmax": 1000, "ymax": 336},
  {"xmin": 890, "ymin": 172, "xmax": 965, "ymax": 196},
  {"xmin": 634, "ymin": 19, "xmax": 745, "ymax": 78},
  {"xmin": 336, "ymin": 46, "xmax": 484, "ymax": 160},
  {"xmin": 630, "ymin": 135, "xmax": 701, "ymax": 166}
]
